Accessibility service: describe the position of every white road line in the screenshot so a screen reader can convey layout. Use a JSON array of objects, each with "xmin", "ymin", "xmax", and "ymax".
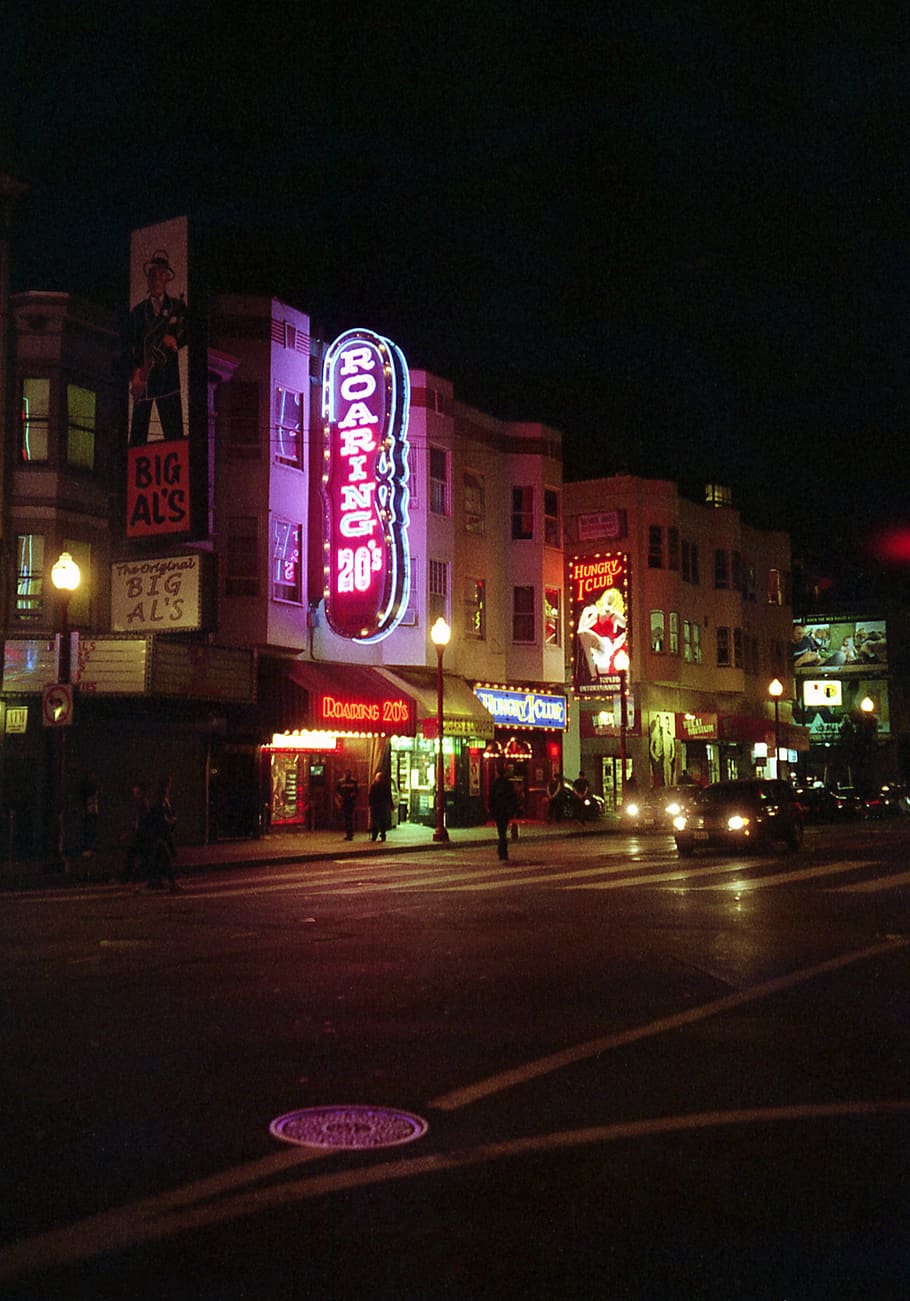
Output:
[
  {"xmin": 429, "ymin": 936, "xmax": 909, "ymax": 1110},
  {"xmin": 691, "ymin": 859, "xmax": 881, "ymax": 890},
  {"xmin": 831, "ymin": 868, "xmax": 910, "ymax": 892}
]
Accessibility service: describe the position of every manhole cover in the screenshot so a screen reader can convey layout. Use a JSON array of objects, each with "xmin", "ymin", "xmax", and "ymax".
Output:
[{"xmin": 269, "ymin": 1105, "xmax": 428, "ymax": 1150}]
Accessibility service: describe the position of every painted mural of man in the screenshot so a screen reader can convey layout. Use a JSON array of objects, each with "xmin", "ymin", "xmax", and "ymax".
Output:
[{"xmin": 128, "ymin": 249, "xmax": 187, "ymax": 445}]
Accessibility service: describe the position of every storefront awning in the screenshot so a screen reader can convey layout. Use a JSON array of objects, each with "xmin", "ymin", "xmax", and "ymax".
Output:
[
  {"xmin": 282, "ymin": 661, "xmax": 419, "ymax": 736},
  {"xmin": 376, "ymin": 667, "xmax": 496, "ymax": 741}
]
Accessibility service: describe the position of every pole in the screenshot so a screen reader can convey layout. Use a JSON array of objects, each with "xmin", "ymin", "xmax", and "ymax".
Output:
[
  {"xmin": 773, "ymin": 696, "xmax": 780, "ymax": 778},
  {"xmin": 619, "ymin": 667, "xmax": 627, "ymax": 795},
  {"xmin": 433, "ymin": 642, "xmax": 449, "ymax": 842}
]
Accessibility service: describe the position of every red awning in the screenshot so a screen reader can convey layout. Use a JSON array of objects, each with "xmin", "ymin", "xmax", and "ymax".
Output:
[{"xmin": 283, "ymin": 661, "xmax": 418, "ymax": 736}]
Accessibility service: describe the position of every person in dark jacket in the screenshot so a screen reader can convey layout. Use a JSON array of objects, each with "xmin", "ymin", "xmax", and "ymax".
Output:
[
  {"xmin": 488, "ymin": 766, "xmax": 519, "ymax": 860},
  {"xmin": 368, "ymin": 770, "xmax": 393, "ymax": 842},
  {"xmin": 335, "ymin": 769, "xmax": 359, "ymax": 840},
  {"xmin": 146, "ymin": 775, "xmax": 180, "ymax": 892}
]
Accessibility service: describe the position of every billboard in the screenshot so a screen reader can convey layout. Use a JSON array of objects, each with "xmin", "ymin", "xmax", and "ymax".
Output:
[
  {"xmin": 568, "ymin": 552, "xmax": 630, "ymax": 698},
  {"xmin": 124, "ymin": 217, "xmax": 206, "ymax": 539},
  {"xmin": 321, "ymin": 328, "xmax": 411, "ymax": 642},
  {"xmin": 792, "ymin": 618, "xmax": 887, "ymax": 673}
]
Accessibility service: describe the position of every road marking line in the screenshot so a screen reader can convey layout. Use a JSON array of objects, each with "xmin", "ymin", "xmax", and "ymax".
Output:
[
  {"xmin": 692, "ymin": 859, "xmax": 880, "ymax": 890},
  {"xmin": 832, "ymin": 868, "xmax": 910, "ymax": 892},
  {"xmin": 429, "ymin": 936, "xmax": 909, "ymax": 1110},
  {"xmin": 3, "ymin": 1098, "xmax": 909, "ymax": 1281}
]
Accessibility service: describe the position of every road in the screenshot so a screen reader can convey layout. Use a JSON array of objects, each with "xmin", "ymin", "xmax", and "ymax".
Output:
[{"xmin": 2, "ymin": 821, "xmax": 910, "ymax": 1298}]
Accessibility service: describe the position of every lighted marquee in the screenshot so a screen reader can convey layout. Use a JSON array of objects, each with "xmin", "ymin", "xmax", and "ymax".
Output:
[
  {"xmin": 568, "ymin": 552, "xmax": 630, "ymax": 698},
  {"xmin": 321, "ymin": 328, "xmax": 411, "ymax": 642}
]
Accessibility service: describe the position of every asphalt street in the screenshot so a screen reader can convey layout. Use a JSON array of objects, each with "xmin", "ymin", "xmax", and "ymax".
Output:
[{"xmin": 2, "ymin": 820, "xmax": 909, "ymax": 1298}]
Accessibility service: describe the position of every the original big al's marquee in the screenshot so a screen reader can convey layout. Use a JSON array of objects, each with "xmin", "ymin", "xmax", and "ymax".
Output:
[{"xmin": 322, "ymin": 329, "xmax": 411, "ymax": 642}]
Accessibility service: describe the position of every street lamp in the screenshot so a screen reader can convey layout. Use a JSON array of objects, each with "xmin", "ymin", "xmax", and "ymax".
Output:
[
  {"xmin": 614, "ymin": 647, "xmax": 630, "ymax": 798},
  {"xmin": 768, "ymin": 678, "xmax": 783, "ymax": 777},
  {"xmin": 48, "ymin": 550, "xmax": 80, "ymax": 870},
  {"xmin": 430, "ymin": 616, "xmax": 451, "ymax": 843}
]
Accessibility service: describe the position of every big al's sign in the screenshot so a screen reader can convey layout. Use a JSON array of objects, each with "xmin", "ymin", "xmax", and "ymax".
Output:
[{"xmin": 321, "ymin": 329, "xmax": 411, "ymax": 642}]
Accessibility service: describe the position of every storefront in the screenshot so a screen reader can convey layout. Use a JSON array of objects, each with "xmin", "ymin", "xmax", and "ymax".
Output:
[
  {"xmin": 472, "ymin": 685, "xmax": 569, "ymax": 819},
  {"xmin": 377, "ymin": 668, "xmax": 496, "ymax": 828},
  {"xmin": 578, "ymin": 691, "xmax": 639, "ymax": 811}
]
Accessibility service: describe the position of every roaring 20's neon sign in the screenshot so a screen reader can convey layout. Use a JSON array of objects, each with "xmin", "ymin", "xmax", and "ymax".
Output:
[{"xmin": 322, "ymin": 328, "xmax": 411, "ymax": 642}]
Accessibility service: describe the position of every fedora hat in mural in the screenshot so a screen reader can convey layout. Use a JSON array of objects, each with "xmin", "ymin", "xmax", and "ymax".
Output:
[{"xmin": 142, "ymin": 249, "xmax": 176, "ymax": 280}]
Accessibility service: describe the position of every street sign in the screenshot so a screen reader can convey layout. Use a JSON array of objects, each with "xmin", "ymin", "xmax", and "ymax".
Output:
[{"xmin": 42, "ymin": 683, "xmax": 74, "ymax": 727}]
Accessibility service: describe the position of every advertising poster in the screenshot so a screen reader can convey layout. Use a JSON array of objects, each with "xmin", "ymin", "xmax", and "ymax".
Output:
[
  {"xmin": 568, "ymin": 552, "xmax": 630, "ymax": 698},
  {"xmin": 791, "ymin": 618, "xmax": 887, "ymax": 673},
  {"xmin": 125, "ymin": 216, "xmax": 204, "ymax": 539}
]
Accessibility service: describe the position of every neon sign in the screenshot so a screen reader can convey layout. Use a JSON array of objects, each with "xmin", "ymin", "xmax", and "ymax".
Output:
[
  {"xmin": 568, "ymin": 552, "xmax": 630, "ymax": 698},
  {"xmin": 322, "ymin": 328, "xmax": 411, "ymax": 642}
]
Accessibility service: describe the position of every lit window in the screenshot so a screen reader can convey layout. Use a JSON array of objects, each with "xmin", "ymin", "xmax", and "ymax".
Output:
[
  {"xmin": 66, "ymin": 384, "xmax": 96, "ymax": 470},
  {"xmin": 692, "ymin": 622, "xmax": 702, "ymax": 663},
  {"xmin": 20, "ymin": 378, "xmax": 49, "ymax": 462},
  {"xmin": 272, "ymin": 518, "xmax": 302, "ymax": 603},
  {"xmin": 683, "ymin": 620, "xmax": 692, "ymax": 663},
  {"xmin": 669, "ymin": 611, "xmax": 680, "ymax": 656},
  {"xmin": 513, "ymin": 585, "xmax": 535, "ymax": 642},
  {"xmin": 16, "ymin": 533, "xmax": 45, "ymax": 619},
  {"xmin": 511, "ymin": 487, "xmax": 534, "ymax": 540},
  {"xmin": 650, "ymin": 610, "xmax": 666, "ymax": 653},
  {"xmin": 275, "ymin": 386, "xmax": 302, "ymax": 467},
  {"xmin": 768, "ymin": 568, "xmax": 783, "ymax": 605},
  {"xmin": 464, "ymin": 577, "xmax": 485, "ymax": 639},
  {"xmin": 544, "ymin": 587, "xmax": 561, "ymax": 645}
]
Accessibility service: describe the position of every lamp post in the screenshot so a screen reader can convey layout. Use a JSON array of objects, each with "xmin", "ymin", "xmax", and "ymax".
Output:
[
  {"xmin": 48, "ymin": 551, "xmax": 80, "ymax": 870},
  {"xmin": 614, "ymin": 647, "xmax": 630, "ymax": 799},
  {"xmin": 430, "ymin": 616, "xmax": 451, "ymax": 842},
  {"xmin": 768, "ymin": 678, "xmax": 783, "ymax": 777}
]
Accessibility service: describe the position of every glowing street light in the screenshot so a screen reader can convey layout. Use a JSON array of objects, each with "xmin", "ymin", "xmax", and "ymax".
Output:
[
  {"xmin": 48, "ymin": 551, "xmax": 81, "ymax": 871},
  {"xmin": 768, "ymin": 678, "xmax": 784, "ymax": 776},
  {"xmin": 430, "ymin": 616, "xmax": 451, "ymax": 843}
]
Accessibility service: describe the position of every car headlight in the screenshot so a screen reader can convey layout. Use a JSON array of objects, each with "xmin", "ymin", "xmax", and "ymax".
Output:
[
  {"xmin": 727, "ymin": 814, "xmax": 750, "ymax": 831},
  {"xmin": 665, "ymin": 800, "xmax": 681, "ymax": 816},
  {"xmin": 672, "ymin": 814, "xmax": 688, "ymax": 832},
  {"xmin": 625, "ymin": 802, "xmax": 640, "ymax": 818}
]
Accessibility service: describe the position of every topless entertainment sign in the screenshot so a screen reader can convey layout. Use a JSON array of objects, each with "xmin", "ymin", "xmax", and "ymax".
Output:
[
  {"xmin": 125, "ymin": 217, "xmax": 205, "ymax": 539},
  {"xmin": 568, "ymin": 552, "xmax": 630, "ymax": 698}
]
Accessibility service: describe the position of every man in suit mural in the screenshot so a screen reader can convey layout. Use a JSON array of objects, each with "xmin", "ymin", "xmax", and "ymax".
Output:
[{"xmin": 127, "ymin": 248, "xmax": 187, "ymax": 445}]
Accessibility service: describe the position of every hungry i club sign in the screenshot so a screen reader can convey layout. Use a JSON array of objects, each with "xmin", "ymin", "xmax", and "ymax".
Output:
[{"xmin": 321, "ymin": 329, "xmax": 411, "ymax": 642}]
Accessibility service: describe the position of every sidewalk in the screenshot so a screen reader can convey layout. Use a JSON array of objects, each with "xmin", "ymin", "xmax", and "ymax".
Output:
[{"xmin": 0, "ymin": 816, "xmax": 619, "ymax": 890}]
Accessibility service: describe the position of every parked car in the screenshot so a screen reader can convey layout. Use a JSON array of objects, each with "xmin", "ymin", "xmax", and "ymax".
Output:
[
  {"xmin": 863, "ymin": 783, "xmax": 909, "ymax": 819},
  {"xmin": 674, "ymin": 779, "xmax": 804, "ymax": 855},
  {"xmin": 549, "ymin": 782, "xmax": 605, "ymax": 822},
  {"xmin": 622, "ymin": 784, "xmax": 699, "ymax": 832},
  {"xmin": 795, "ymin": 784, "xmax": 864, "ymax": 822}
]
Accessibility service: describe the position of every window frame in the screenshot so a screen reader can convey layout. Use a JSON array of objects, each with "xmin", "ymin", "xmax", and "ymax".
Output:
[
  {"xmin": 274, "ymin": 385, "xmax": 303, "ymax": 468},
  {"xmin": 20, "ymin": 377, "xmax": 50, "ymax": 463},
  {"xmin": 271, "ymin": 517, "xmax": 302, "ymax": 604},
  {"xmin": 66, "ymin": 383, "xmax": 96, "ymax": 470},
  {"xmin": 511, "ymin": 486, "xmax": 534, "ymax": 540},
  {"xmin": 512, "ymin": 584, "xmax": 536, "ymax": 643}
]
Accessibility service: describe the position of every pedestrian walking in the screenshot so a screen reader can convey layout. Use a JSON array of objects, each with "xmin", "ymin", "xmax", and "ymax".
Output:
[
  {"xmin": 335, "ymin": 769, "xmax": 359, "ymax": 840},
  {"xmin": 368, "ymin": 770, "xmax": 393, "ymax": 842},
  {"xmin": 488, "ymin": 765, "xmax": 519, "ymax": 860},
  {"xmin": 121, "ymin": 781, "xmax": 151, "ymax": 883},
  {"xmin": 146, "ymin": 775, "xmax": 181, "ymax": 892}
]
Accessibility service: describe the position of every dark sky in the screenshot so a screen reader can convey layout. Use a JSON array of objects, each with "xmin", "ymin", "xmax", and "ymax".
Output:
[{"xmin": 3, "ymin": 2, "xmax": 909, "ymax": 566}]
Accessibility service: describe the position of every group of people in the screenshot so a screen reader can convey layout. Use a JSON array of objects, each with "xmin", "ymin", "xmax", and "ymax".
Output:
[
  {"xmin": 122, "ymin": 776, "xmax": 181, "ymax": 892},
  {"xmin": 335, "ymin": 769, "xmax": 395, "ymax": 843}
]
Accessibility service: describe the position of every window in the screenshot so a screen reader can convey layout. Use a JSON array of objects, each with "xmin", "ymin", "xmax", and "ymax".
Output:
[
  {"xmin": 648, "ymin": 525, "xmax": 664, "ymax": 568},
  {"xmin": 512, "ymin": 585, "xmax": 535, "ymax": 642},
  {"xmin": 692, "ymin": 622, "xmax": 702, "ymax": 664},
  {"xmin": 464, "ymin": 470, "xmax": 485, "ymax": 534},
  {"xmin": 511, "ymin": 486, "xmax": 534, "ymax": 540},
  {"xmin": 429, "ymin": 446, "xmax": 449, "ymax": 515},
  {"xmin": 62, "ymin": 538, "xmax": 91, "ymax": 625},
  {"xmin": 732, "ymin": 550, "xmax": 743, "ymax": 593},
  {"xmin": 220, "ymin": 380, "xmax": 260, "ymax": 456},
  {"xmin": 650, "ymin": 609, "xmax": 666, "ymax": 653},
  {"xmin": 15, "ymin": 533, "xmax": 45, "ymax": 619},
  {"xmin": 714, "ymin": 549, "xmax": 730, "ymax": 589},
  {"xmin": 544, "ymin": 488, "xmax": 560, "ymax": 546},
  {"xmin": 733, "ymin": 626, "xmax": 743, "ymax": 668},
  {"xmin": 272, "ymin": 518, "xmax": 302, "ymax": 603},
  {"xmin": 275, "ymin": 386, "xmax": 302, "ymax": 467},
  {"xmin": 429, "ymin": 558, "xmax": 449, "ymax": 624},
  {"xmin": 768, "ymin": 568, "xmax": 783, "ymax": 605},
  {"xmin": 226, "ymin": 516, "xmax": 259, "ymax": 596},
  {"xmin": 683, "ymin": 620, "xmax": 692, "ymax": 663},
  {"xmin": 668, "ymin": 527, "xmax": 680, "ymax": 570},
  {"xmin": 544, "ymin": 587, "xmax": 561, "ymax": 645},
  {"xmin": 66, "ymin": 384, "xmax": 96, "ymax": 470},
  {"xmin": 464, "ymin": 577, "xmax": 485, "ymax": 639},
  {"xmin": 669, "ymin": 610, "xmax": 680, "ymax": 656},
  {"xmin": 20, "ymin": 378, "xmax": 49, "ymax": 462},
  {"xmin": 717, "ymin": 625, "xmax": 731, "ymax": 667}
]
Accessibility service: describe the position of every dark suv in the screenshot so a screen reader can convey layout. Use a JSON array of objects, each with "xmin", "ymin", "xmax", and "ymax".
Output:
[{"xmin": 673, "ymin": 779, "xmax": 804, "ymax": 855}]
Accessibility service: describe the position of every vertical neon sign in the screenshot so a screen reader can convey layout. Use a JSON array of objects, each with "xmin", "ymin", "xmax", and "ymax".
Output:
[{"xmin": 322, "ymin": 328, "xmax": 411, "ymax": 642}]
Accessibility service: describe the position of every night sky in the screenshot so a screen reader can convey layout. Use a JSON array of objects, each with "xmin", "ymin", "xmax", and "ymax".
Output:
[{"xmin": 3, "ymin": 3, "xmax": 909, "ymax": 570}]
